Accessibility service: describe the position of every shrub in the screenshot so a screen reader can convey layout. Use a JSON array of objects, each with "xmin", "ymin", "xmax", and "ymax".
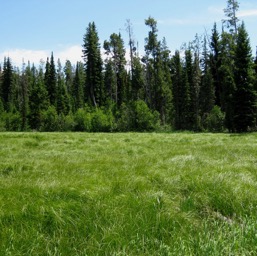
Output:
[
  {"xmin": 117, "ymin": 100, "xmax": 160, "ymax": 132},
  {"xmin": 41, "ymin": 106, "xmax": 59, "ymax": 131},
  {"xmin": 3, "ymin": 111, "xmax": 22, "ymax": 131},
  {"xmin": 91, "ymin": 108, "xmax": 114, "ymax": 132},
  {"xmin": 204, "ymin": 106, "xmax": 225, "ymax": 132},
  {"xmin": 74, "ymin": 108, "xmax": 92, "ymax": 132}
]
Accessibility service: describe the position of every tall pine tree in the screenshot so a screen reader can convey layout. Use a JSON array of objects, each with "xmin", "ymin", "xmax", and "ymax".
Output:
[
  {"xmin": 233, "ymin": 23, "xmax": 257, "ymax": 132},
  {"xmin": 82, "ymin": 22, "xmax": 104, "ymax": 107}
]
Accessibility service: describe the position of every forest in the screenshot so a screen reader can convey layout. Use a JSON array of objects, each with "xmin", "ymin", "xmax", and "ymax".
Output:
[{"xmin": 0, "ymin": 0, "xmax": 257, "ymax": 133}]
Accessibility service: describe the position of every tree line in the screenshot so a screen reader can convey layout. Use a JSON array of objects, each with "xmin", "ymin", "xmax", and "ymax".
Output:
[{"xmin": 0, "ymin": 0, "xmax": 257, "ymax": 132}]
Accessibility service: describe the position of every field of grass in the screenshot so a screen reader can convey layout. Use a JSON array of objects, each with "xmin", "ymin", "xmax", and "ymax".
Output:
[{"xmin": 0, "ymin": 132, "xmax": 257, "ymax": 255}]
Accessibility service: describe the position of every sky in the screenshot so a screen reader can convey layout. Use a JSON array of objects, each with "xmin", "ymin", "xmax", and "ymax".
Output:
[{"xmin": 1, "ymin": 0, "xmax": 257, "ymax": 67}]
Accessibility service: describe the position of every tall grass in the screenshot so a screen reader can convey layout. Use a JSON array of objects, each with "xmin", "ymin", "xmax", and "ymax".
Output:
[{"xmin": 0, "ymin": 132, "xmax": 257, "ymax": 255}]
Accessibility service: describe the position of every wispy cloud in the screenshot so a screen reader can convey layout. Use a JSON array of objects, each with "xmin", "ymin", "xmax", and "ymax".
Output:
[
  {"xmin": 238, "ymin": 9, "xmax": 257, "ymax": 17},
  {"xmin": 0, "ymin": 45, "xmax": 83, "ymax": 67}
]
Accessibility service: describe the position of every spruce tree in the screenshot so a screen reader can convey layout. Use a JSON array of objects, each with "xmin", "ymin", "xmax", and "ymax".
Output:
[
  {"xmin": 56, "ymin": 59, "xmax": 70, "ymax": 115},
  {"xmin": 82, "ymin": 22, "xmax": 104, "ymax": 107},
  {"xmin": 171, "ymin": 51, "xmax": 183, "ymax": 129},
  {"xmin": 72, "ymin": 62, "xmax": 85, "ymax": 110},
  {"xmin": 200, "ymin": 37, "xmax": 215, "ymax": 119},
  {"xmin": 104, "ymin": 33, "xmax": 127, "ymax": 106},
  {"xmin": 29, "ymin": 65, "xmax": 49, "ymax": 130},
  {"xmin": 1, "ymin": 57, "xmax": 13, "ymax": 111},
  {"xmin": 44, "ymin": 53, "xmax": 57, "ymax": 106},
  {"xmin": 233, "ymin": 23, "xmax": 257, "ymax": 132},
  {"xmin": 210, "ymin": 23, "xmax": 222, "ymax": 107}
]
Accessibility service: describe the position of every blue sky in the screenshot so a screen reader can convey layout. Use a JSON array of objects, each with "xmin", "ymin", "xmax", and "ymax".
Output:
[{"xmin": 1, "ymin": 0, "xmax": 257, "ymax": 66}]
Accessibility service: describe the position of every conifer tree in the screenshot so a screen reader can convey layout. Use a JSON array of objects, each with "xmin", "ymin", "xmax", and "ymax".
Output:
[
  {"xmin": 82, "ymin": 22, "xmax": 104, "ymax": 107},
  {"xmin": 104, "ymin": 33, "xmax": 127, "ymax": 106},
  {"xmin": 29, "ymin": 65, "xmax": 49, "ymax": 130},
  {"xmin": 171, "ymin": 51, "xmax": 183, "ymax": 129},
  {"xmin": 200, "ymin": 37, "xmax": 215, "ymax": 119},
  {"xmin": 210, "ymin": 23, "xmax": 222, "ymax": 106},
  {"xmin": 44, "ymin": 52, "xmax": 57, "ymax": 106},
  {"xmin": 72, "ymin": 62, "xmax": 85, "ymax": 110},
  {"xmin": 19, "ymin": 62, "xmax": 29, "ymax": 130},
  {"xmin": 223, "ymin": 0, "xmax": 240, "ymax": 35},
  {"xmin": 56, "ymin": 59, "xmax": 70, "ymax": 115},
  {"xmin": 1, "ymin": 57, "xmax": 13, "ymax": 111},
  {"xmin": 233, "ymin": 23, "xmax": 257, "ymax": 132},
  {"xmin": 144, "ymin": 17, "xmax": 172, "ymax": 124}
]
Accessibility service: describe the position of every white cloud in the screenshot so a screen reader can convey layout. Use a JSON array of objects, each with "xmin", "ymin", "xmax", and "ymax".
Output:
[
  {"xmin": 0, "ymin": 49, "xmax": 49, "ymax": 67},
  {"xmin": 56, "ymin": 45, "xmax": 83, "ymax": 64},
  {"xmin": 0, "ymin": 45, "xmax": 84, "ymax": 68},
  {"xmin": 238, "ymin": 9, "xmax": 257, "ymax": 17}
]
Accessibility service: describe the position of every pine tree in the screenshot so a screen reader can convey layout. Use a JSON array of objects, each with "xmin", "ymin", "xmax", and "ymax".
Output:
[
  {"xmin": 19, "ymin": 62, "xmax": 29, "ymax": 130},
  {"xmin": 219, "ymin": 31, "xmax": 236, "ymax": 132},
  {"xmin": 1, "ymin": 57, "xmax": 13, "ymax": 111},
  {"xmin": 104, "ymin": 59, "xmax": 116, "ymax": 102},
  {"xmin": 104, "ymin": 33, "xmax": 127, "ymax": 106},
  {"xmin": 210, "ymin": 23, "xmax": 222, "ymax": 106},
  {"xmin": 82, "ymin": 22, "xmax": 104, "ymax": 107},
  {"xmin": 72, "ymin": 62, "xmax": 85, "ymax": 110},
  {"xmin": 56, "ymin": 59, "xmax": 70, "ymax": 115},
  {"xmin": 144, "ymin": 17, "xmax": 172, "ymax": 124},
  {"xmin": 171, "ymin": 51, "xmax": 183, "ymax": 129},
  {"xmin": 44, "ymin": 52, "xmax": 57, "ymax": 106},
  {"xmin": 29, "ymin": 65, "xmax": 49, "ymax": 130},
  {"xmin": 223, "ymin": 0, "xmax": 240, "ymax": 35},
  {"xmin": 233, "ymin": 23, "xmax": 257, "ymax": 132}
]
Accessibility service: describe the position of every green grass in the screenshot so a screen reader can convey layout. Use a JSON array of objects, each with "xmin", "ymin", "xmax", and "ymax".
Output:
[{"xmin": 1, "ymin": 132, "xmax": 257, "ymax": 255}]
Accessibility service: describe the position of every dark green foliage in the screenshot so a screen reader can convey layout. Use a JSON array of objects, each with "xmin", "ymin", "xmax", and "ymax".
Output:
[
  {"xmin": 104, "ymin": 33, "xmax": 128, "ymax": 106},
  {"xmin": 41, "ymin": 106, "xmax": 59, "ymax": 131},
  {"xmin": 203, "ymin": 105, "xmax": 225, "ymax": 132},
  {"xmin": 83, "ymin": 22, "xmax": 104, "ymax": 107},
  {"xmin": 29, "ymin": 66, "xmax": 49, "ymax": 130},
  {"xmin": 233, "ymin": 23, "xmax": 257, "ymax": 132},
  {"xmin": 72, "ymin": 62, "xmax": 85, "ymax": 110},
  {"xmin": 44, "ymin": 53, "xmax": 57, "ymax": 106},
  {"xmin": 1, "ymin": 57, "xmax": 13, "ymax": 111},
  {"xmin": 117, "ymin": 100, "xmax": 159, "ymax": 132}
]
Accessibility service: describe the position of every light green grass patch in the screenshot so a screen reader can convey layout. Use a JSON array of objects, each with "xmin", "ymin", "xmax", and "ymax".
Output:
[{"xmin": 0, "ymin": 132, "xmax": 257, "ymax": 255}]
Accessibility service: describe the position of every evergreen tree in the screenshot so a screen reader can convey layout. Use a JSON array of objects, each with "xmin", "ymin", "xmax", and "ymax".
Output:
[
  {"xmin": 210, "ymin": 23, "xmax": 222, "ymax": 106},
  {"xmin": 72, "ymin": 62, "xmax": 85, "ymax": 110},
  {"xmin": 82, "ymin": 22, "xmax": 104, "ymax": 107},
  {"xmin": 200, "ymin": 37, "xmax": 215, "ymax": 120},
  {"xmin": 171, "ymin": 50, "xmax": 183, "ymax": 129},
  {"xmin": 19, "ymin": 62, "xmax": 30, "ymax": 130},
  {"xmin": 219, "ymin": 31, "xmax": 236, "ymax": 131},
  {"xmin": 64, "ymin": 60, "xmax": 74, "ymax": 96},
  {"xmin": 104, "ymin": 33, "xmax": 127, "ymax": 106},
  {"xmin": 44, "ymin": 52, "xmax": 57, "ymax": 106},
  {"xmin": 131, "ymin": 56, "xmax": 145, "ymax": 101},
  {"xmin": 104, "ymin": 59, "xmax": 116, "ymax": 102},
  {"xmin": 144, "ymin": 17, "xmax": 172, "ymax": 124},
  {"xmin": 29, "ymin": 65, "xmax": 49, "ymax": 130},
  {"xmin": 56, "ymin": 59, "xmax": 70, "ymax": 115},
  {"xmin": 1, "ymin": 57, "xmax": 13, "ymax": 111},
  {"xmin": 233, "ymin": 23, "xmax": 257, "ymax": 132},
  {"xmin": 223, "ymin": 0, "xmax": 240, "ymax": 35}
]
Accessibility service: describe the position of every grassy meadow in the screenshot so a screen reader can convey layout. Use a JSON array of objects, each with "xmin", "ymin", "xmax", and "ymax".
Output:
[{"xmin": 1, "ymin": 132, "xmax": 257, "ymax": 255}]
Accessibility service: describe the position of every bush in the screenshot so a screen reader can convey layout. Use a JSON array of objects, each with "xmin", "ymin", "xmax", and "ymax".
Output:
[
  {"xmin": 117, "ymin": 100, "xmax": 160, "ymax": 132},
  {"xmin": 3, "ymin": 111, "xmax": 22, "ymax": 131},
  {"xmin": 57, "ymin": 114, "xmax": 76, "ymax": 131},
  {"xmin": 204, "ymin": 106, "xmax": 225, "ymax": 132},
  {"xmin": 74, "ymin": 108, "xmax": 92, "ymax": 132},
  {"xmin": 91, "ymin": 108, "xmax": 114, "ymax": 132},
  {"xmin": 41, "ymin": 106, "xmax": 59, "ymax": 131}
]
